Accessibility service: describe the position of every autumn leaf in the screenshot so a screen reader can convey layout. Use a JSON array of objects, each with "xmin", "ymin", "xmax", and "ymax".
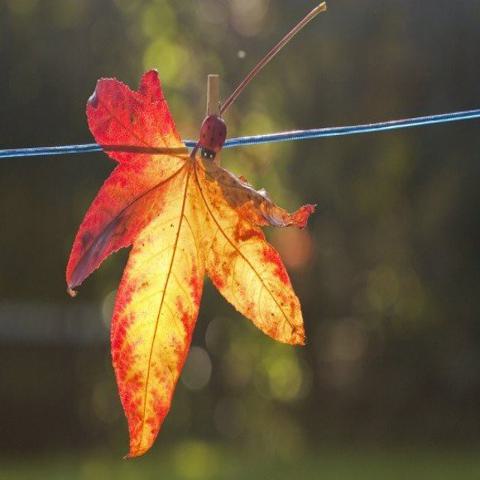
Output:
[{"xmin": 66, "ymin": 70, "xmax": 315, "ymax": 457}]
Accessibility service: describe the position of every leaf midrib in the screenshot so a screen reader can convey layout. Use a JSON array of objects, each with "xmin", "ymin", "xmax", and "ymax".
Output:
[
  {"xmin": 70, "ymin": 163, "xmax": 187, "ymax": 288},
  {"xmin": 138, "ymin": 166, "xmax": 192, "ymax": 452},
  {"xmin": 193, "ymin": 162, "xmax": 296, "ymax": 331}
]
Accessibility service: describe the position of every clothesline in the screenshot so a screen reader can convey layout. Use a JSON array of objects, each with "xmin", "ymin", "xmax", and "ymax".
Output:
[{"xmin": 0, "ymin": 108, "xmax": 479, "ymax": 159}]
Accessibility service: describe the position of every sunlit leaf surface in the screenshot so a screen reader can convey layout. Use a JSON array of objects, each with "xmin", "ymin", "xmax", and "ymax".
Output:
[{"xmin": 67, "ymin": 70, "xmax": 314, "ymax": 457}]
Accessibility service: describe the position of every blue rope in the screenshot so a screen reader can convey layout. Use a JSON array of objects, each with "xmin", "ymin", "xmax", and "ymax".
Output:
[
  {"xmin": 0, "ymin": 108, "xmax": 479, "ymax": 159},
  {"xmin": 224, "ymin": 109, "xmax": 480, "ymax": 147}
]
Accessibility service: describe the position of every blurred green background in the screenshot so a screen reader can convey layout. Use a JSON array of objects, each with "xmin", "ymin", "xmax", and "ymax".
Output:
[{"xmin": 1, "ymin": 0, "xmax": 480, "ymax": 478}]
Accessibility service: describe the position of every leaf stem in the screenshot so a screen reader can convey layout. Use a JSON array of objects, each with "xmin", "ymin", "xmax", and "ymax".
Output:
[{"xmin": 220, "ymin": 2, "xmax": 327, "ymax": 115}]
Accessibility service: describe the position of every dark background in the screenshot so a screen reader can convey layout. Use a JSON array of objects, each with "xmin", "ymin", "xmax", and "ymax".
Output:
[{"xmin": 1, "ymin": 0, "xmax": 479, "ymax": 478}]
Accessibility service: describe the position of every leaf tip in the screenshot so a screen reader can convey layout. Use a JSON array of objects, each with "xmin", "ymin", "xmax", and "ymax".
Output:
[
  {"xmin": 140, "ymin": 69, "xmax": 163, "ymax": 100},
  {"xmin": 292, "ymin": 325, "xmax": 306, "ymax": 346},
  {"xmin": 67, "ymin": 287, "xmax": 78, "ymax": 298},
  {"xmin": 292, "ymin": 203, "xmax": 316, "ymax": 228},
  {"xmin": 88, "ymin": 89, "xmax": 99, "ymax": 109},
  {"xmin": 124, "ymin": 446, "xmax": 149, "ymax": 459}
]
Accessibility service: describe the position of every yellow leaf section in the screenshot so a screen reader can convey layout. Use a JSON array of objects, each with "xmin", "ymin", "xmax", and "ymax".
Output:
[
  {"xmin": 200, "ymin": 159, "xmax": 313, "ymax": 228},
  {"xmin": 111, "ymin": 162, "xmax": 205, "ymax": 457},
  {"xmin": 194, "ymin": 159, "xmax": 305, "ymax": 346}
]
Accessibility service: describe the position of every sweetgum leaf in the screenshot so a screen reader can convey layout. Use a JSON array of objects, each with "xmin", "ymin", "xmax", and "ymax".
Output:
[{"xmin": 66, "ymin": 70, "xmax": 315, "ymax": 457}]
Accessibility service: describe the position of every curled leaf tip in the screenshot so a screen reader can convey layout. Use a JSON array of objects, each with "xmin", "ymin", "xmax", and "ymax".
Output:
[{"xmin": 292, "ymin": 203, "xmax": 316, "ymax": 228}]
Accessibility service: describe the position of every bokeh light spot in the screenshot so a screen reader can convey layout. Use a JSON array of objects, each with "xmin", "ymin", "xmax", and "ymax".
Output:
[
  {"xmin": 272, "ymin": 227, "xmax": 314, "ymax": 270},
  {"xmin": 101, "ymin": 290, "xmax": 116, "ymax": 330},
  {"xmin": 230, "ymin": 0, "xmax": 270, "ymax": 37},
  {"xmin": 141, "ymin": 2, "xmax": 175, "ymax": 40},
  {"xmin": 173, "ymin": 441, "xmax": 220, "ymax": 480},
  {"xmin": 255, "ymin": 347, "xmax": 310, "ymax": 402},
  {"xmin": 318, "ymin": 319, "xmax": 368, "ymax": 389},
  {"xmin": 143, "ymin": 39, "xmax": 189, "ymax": 86},
  {"xmin": 181, "ymin": 346, "xmax": 212, "ymax": 391},
  {"xmin": 91, "ymin": 380, "xmax": 120, "ymax": 424}
]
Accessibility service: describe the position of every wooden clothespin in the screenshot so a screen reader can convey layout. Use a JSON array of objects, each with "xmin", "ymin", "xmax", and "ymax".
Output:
[
  {"xmin": 206, "ymin": 74, "xmax": 220, "ymax": 117},
  {"xmin": 206, "ymin": 74, "xmax": 222, "ymax": 164}
]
